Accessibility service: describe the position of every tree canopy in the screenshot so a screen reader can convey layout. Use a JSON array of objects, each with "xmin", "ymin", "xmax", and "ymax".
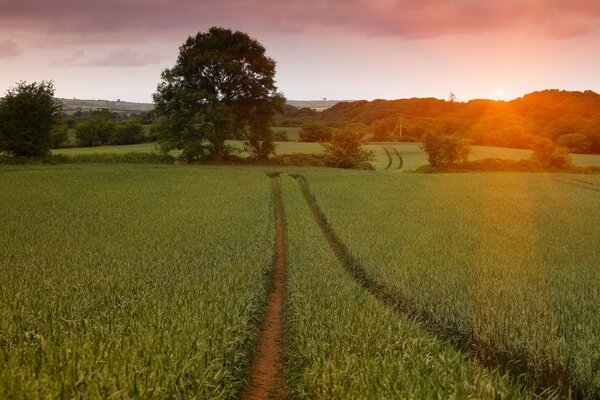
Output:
[
  {"xmin": 0, "ymin": 81, "xmax": 62, "ymax": 157},
  {"xmin": 153, "ymin": 27, "xmax": 284, "ymax": 161}
]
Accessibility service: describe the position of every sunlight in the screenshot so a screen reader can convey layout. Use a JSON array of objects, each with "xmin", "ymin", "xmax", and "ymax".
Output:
[{"xmin": 495, "ymin": 88, "xmax": 506, "ymax": 100}]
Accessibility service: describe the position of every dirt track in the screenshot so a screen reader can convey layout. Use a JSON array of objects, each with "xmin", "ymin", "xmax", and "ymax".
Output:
[{"xmin": 242, "ymin": 176, "xmax": 287, "ymax": 400}]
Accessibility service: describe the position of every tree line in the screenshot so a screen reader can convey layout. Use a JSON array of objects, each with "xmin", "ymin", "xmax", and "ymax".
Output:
[{"xmin": 282, "ymin": 91, "xmax": 600, "ymax": 154}]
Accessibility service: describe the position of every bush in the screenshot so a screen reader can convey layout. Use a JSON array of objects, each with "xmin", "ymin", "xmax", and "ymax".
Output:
[
  {"xmin": 274, "ymin": 130, "xmax": 289, "ymax": 141},
  {"xmin": 531, "ymin": 139, "xmax": 573, "ymax": 169},
  {"xmin": 556, "ymin": 133, "xmax": 591, "ymax": 154},
  {"xmin": 75, "ymin": 116, "xmax": 115, "ymax": 147},
  {"xmin": 299, "ymin": 122, "xmax": 332, "ymax": 142},
  {"xmin": 421, "ymin": 130, "xmax": 471, "ymax": 168},
  {"xmin": 0, "ymin": 81, "xmax": 62, "ymax": 157},
  {"xmin": 322, "ymin": 126, "xmax": 374, "ymax": 169},
  {"xmin": 49, "ymin": 124, "xmax": 69, "ymax": 148},
  {"xmin": 113, "ymin": 119, "xmax": 145, "ymax": 145}
]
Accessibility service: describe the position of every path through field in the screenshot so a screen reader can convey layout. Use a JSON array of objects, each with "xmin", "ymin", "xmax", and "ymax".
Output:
[{"xmin": 242, "ymin": 174, "xmax": 288, "ymax": 400}]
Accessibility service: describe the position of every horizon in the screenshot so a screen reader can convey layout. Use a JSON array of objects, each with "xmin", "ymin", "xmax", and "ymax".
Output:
[
  {"xmin": 2, "ymin": 1, "xmax": 600, "ymax": 103},
  {"xmin": 54, "ymin": 87, "xmax": 599, "ymax": 106}
]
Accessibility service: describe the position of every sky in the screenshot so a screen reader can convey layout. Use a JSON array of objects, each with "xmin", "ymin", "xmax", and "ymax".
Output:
[{"xmin": 1, "ymin": 0, "xmax": 600, "ymax": 103}]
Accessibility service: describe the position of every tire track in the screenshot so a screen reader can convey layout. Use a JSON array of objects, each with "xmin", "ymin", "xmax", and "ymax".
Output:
[
  {"xmin": 242, "ymin": 172, "xmax": 287, "ymax": 400},
  {"xmin": 382, "ymin": 146, "xmax": 392, "ymax": 170},
  {"xmin": 290, "ymin": 173, "xmax": 570, "ymax": 397},
  {"xmin": 391, "ymin": 146, "xmax": 404, "ymax": 170},
  {"xmin": 553, "ymin": 178, "xmax": 600, "ymax": 193}
]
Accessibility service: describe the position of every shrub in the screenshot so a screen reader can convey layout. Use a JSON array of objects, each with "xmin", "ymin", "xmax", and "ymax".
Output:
[
  {"xmin": 556, "ymin": 133, "xmax": 591, "ymax": 154},
  {"xmin": 49, "ymin": 124, "xmax": 69, "ymax": 148},
  {"xmin": 274, "ymin": 130, "xmax": 289, "ymax": 141},
  {"xmin": 112, "ymin": 119, "xmax": 145, "ymax": 145},
  {"xmin": 421, "ymin": 130, "xmax": 471, "ymax": 168},
  {"xmin": 0, "ymin": 81, "xmax": 62, "ymax": 157},
  {"xmin": 75, "ymin": 116, "xmax": 115, "ymax": 147},
  {"xmin": 531, "ymin": 139, "xmax": 573, "ymax": 169},
  {"xmin": 322, "ymin": 126, "xmax": 374, "ymax": 169},
  {"xmin": 299, "ymin": 122, "xmax": 332, "ymax": 142}
]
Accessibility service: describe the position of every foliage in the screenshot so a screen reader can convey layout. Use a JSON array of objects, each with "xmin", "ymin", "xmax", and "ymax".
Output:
[
  {"xmin": 75, "ymin": 116, "xmax": 116, "ymax": 147},
  {"xmin": 556, "ymin": 133, "xmax": 592, "ymax": 153},
  {"xmin": 112, "ymin": 118, "xmax": 145, "ymax": 145},
  {"xmin": 154, "ymin": 27, "xmax": 284, "ymax": 161},
  {"xmin": 49, "ymin": 123, "xmax": 69, "ymax": 148},
  {"xmin": 0, "ymin": 81, "xmax": 63, "ymax": 157},
  {"xmin": 279, "ymin": 90, "xmax": 600, "ymax": 153},
  {"xmin": 273, "ymin": 129, "xmax": 288, "ymax": 141},
  {"xmin": 321, "ymin": 126, "xmax": 374, "ymax": 169},
  {"xmin": 298, "ymin": 122, "xmax": 332, "ymax": 142},
  {"xmin": 421, "ymin": 129, "xmax": 471, "ymax": 168},
  {"xmin": 531, "ymin": 139, "xmax": 573, "ymax": 169}
]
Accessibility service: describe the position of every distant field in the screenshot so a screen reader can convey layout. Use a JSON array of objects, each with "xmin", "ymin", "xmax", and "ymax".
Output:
[
  {"xmin": 286, "ymin": 100, "xmax": 342, "ymax": 111},
  {"xmin": 272, "ymin": 126, "xmax": 301, "ymax": 141},
  {"xmin": 54, "ymin": 141, "xmax": 600, "ymax": 170}
]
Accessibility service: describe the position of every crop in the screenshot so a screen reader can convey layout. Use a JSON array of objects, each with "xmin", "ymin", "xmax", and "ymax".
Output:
[
  {"xmin": 301, "ymin": 170, "xmax": 600, "ymax": 396},
  {"xmin": 281, "ymin": 177, "xmax": 538, "ymax": 399},
  {"xmin": 0, "ymin": 164, "xmax": 274, "ymax": 398}
]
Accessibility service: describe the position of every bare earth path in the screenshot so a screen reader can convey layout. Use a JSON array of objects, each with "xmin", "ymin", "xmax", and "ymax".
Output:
[{"xmin": 242, "ymin": 175, "xmax": 287, "ymax": 400}]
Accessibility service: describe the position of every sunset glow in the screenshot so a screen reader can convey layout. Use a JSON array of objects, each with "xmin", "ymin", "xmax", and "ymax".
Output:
[{"xmin": 1, "ymin": 1, "xmax": 600, "ymax": 102}]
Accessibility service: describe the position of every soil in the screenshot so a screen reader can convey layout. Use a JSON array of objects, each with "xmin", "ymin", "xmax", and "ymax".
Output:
[{"xmin": 242, "ymin": 178, "xmax": 287, "ymax": 400}]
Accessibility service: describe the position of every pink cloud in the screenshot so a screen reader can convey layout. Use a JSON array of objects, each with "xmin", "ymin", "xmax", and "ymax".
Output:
[
  {"xmin": 1, "ymin": 0, "xmax": 600, "ymax": 43},
  {"xmin": 0, "ymin": 40, "xmax": 21, "ymax": 59},
  {"xmin": 54, "ymin": 48, "xmax": 165, "ymax": 67}
]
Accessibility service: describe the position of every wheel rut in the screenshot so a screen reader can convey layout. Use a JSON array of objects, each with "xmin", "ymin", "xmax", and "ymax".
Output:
[
  {"xmin": 382, "ymin": 146, "xmax": 392, "ymax": 170},
  {"xmin": 290, "ymin": 173, "xmax": 571, "ymax": 397},
  {"xmin": 553, "ymin": 177, "xmax": 600, "ymax": 193},
  {"xmin": 391, "ymin": 146, "xmax": 403, "ymax": 169},
  {"xmin": 242, "ymin": 173, "xmax": 287, "ymax": 400}
]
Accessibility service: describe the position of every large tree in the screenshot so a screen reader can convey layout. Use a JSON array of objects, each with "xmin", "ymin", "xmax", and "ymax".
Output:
[
  {"xmin": 0, "ymin": 81, "xmax": 62, "ymax": 157},
  {"xmin": 153, "ymin": 27, "xmax": 284, "ymax": 161}
]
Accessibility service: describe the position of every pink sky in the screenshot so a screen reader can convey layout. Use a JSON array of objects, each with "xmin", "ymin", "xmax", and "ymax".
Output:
[{"xmin": 1, "ymin": 0, "xmax": 600, "ymax": 102}]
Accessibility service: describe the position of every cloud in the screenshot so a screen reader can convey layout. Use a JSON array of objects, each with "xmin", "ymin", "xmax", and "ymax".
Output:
[
  {"xmin": 54, "ymin": 48, "xmax": 164, "ymax": 67},
  {"xmin": 85, "ymin": 49, "xmax": 165, "ymax": 67},
  {"xmin": 0, "ymin": 40, "xmax": 22, "ymax": 59},
  {"xmin": 1, "ymin": 0, "xmax": 600, "ymax": 42}
]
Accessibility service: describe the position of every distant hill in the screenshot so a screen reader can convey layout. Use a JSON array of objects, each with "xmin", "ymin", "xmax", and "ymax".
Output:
[
  {"xmin": 287, "ymin": 100, "xmax": 345, "ymax": 111},
  {"xmin": 59, "ymin": 98, "xmax": 343, "ymax": 113},
  {"xmin": 311, "ymin": 90, "xmax": 600, "ymax": 153},
  {"xmin": 59, "ymin": 98, "xmax": 154, "ymax": 113}
]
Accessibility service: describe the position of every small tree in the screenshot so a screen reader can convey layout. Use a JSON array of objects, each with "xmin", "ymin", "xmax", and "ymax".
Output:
[
  {"xmin": 75, "ymin": 116, "xmax": 115, "ymax": 147},
  {"xmin": 113, "ymin": 118, "xmax": 145, "ymax": 145},
  {"xmin": 299, "ymin": 122, "xmax": 332, "ymax": 142},
  {"xmin": 322, "ymin": 126, "xmax": 373, "ymax": 169},
  {"xmin": 531, "ymin": 138, "xmax": 572, "ymax": 169},
  {"xmin": 0, "ymin": 81, "xmax": 62, "ymax": 157},
  {"xmin": 421, "ymin": 129, "xmax": 470, "ymax": 168}
]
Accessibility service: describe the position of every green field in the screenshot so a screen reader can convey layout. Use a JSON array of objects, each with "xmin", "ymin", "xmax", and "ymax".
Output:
[
  {"xmin": 0, "ymin": 166, "xmax": 274, "ymax": 398},
  {"xmin": 1, "ymin": 162, "xmax": 599, "ymax": 398}
]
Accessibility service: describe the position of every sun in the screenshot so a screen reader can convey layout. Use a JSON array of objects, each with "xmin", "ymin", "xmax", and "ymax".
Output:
[{"xmin": 495, "ymin": 88, "xmax": 506, "ymax": 100}]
